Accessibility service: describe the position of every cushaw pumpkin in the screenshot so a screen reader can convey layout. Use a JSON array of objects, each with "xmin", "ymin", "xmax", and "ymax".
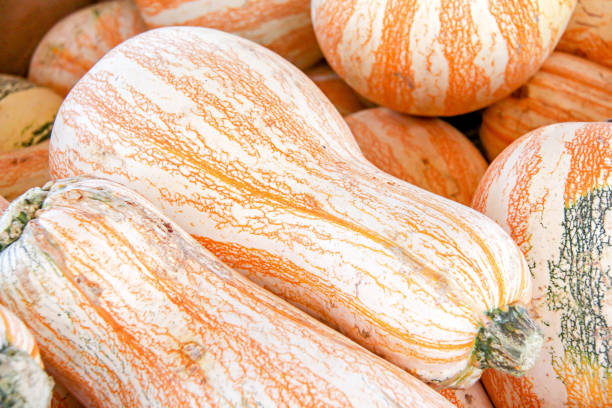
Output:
[
  {"xmin": 305, "ymin": 63, "xmax": 367, "ymax": 116},
  {"xmin": 0, "ymin": 74, "xmax": 62, "ymax": 154},
  {"xmin": 0, "ymin": 303, "xmax": 53, "ymax": 407},
  {"xmin": 132, "ymin": 0, "xmax": 322, "ymax": 70},
  {"xmin": 556, "ymin": 0, "xmax": 611, "ymax": 68},
  {"xmin": 472, "ymin": 122, "xmax": 612, "ymax": 407},
  {"xmin": 50, "ymin": 27, "xmax": 542, "ymax": 388},
  {"xmin": 345, "ymin": 108, "xmax": 488, "ymax": 206},
  {"xmin": 311, "ymin": 0, "xmax": 576, "ymax": 116},
  {"xmin": 28, "ymin": 0, "xmax": 146, "ymax": 96},
  {"xmin": 0, "ymin": 177, "xmax": 453, "ymax": 407},
  {"xmin": 479, "ymin": 52, "xmax": 612, "ymax": 160}
]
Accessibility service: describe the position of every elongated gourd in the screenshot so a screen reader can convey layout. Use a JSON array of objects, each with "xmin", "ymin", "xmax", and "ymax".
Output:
[
  {"xmin": 472, "ymin": 122, "xmax": 612, "ymax": 407},
  {"xmin": 305, "ymin": 63, "xmax": 367, "ymax": 116},
  {"xmin": 132, "ymin": 0, "xmax": 321, "ymax": 70},
  {"xmin": 0, "ymin": 177, "xmax": 453, "ymax": 407},
  {"xmin": 556, "ymin": 0, "xmax": 611, "ymax": 68},
  {"xmin": 0, "ymin": 75, "xmax": 62, "ymax": 153},
  {"xmin": 29, "ymin": 0, "xmax": 146, "ymax": 96},
  {"xmin": 0, "ymin": 304, "xmax": 53, "ymax": 408},
  {"xmin": 50, "ymin": 27, "xmax": 542, "ymax": 388},
  {"xmin": 0, "ymin": 140, "xmax": 50, "ymax": 200},
  {"xmin": 311, "ymin": 0, "xmax": 576, "ymax": 116},
  {"xmin": 479, "ymin": 52, "xmax": 612, "ymax": 160},
  {"xmin": 345, "ymin": 108, "xmax": 488, "ymax": 206}
]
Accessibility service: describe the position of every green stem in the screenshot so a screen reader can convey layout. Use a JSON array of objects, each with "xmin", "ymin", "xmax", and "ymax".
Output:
[
  {"xmin": 0, "ymin": 347, "xmax": 53, "ymax": 408},
  {"xmin": 474, "ymin": 305, "xmax": 543, "ymax": 376},
  {"xmin": 0, "ymin": 187, "xmax": 49, "ymax": 251}
]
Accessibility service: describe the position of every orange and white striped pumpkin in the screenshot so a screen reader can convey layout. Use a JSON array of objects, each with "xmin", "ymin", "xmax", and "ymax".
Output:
[
  {"xmin": 479, "ymin": 52, "xmax": 612, "ymax": 161},
  {"xmin": 345, "ymin": 108, "xmax": 488, "ymax": 206},
  {"xmin": 49, "ymin": 27, "xmax": 541, "ymax": 388},
  {"xmin": 0, "ymin": 74, "xmax": 62, "ymax": 153},
  {"xmin": 439, "ymin": 383, "xmax": 493, "ymax": 408},
  {"xmin": 472, "ymin": 122, "xmax": 612, "ymax": 407},
  {"xmin": 0, "ymin": 140, "xmax": 50, "ymax": 200},
  {"xmin": 0, "ymin": 303, "xmax": 53, "ymax": 407},
  {"xmin": 28, "ymin": 0, "xmax": 146, "ymax": 96},
  {"xmin": 132, "ymin": 0, "xmax": 322, "ymax": 69},
  {"xmin": 305, "ymin": 62, "xmax": 367, "ymax": 116},
  {"xmin": 556, "ymin": 0, "xmax": 611, "ymax": 68},
  {"xmin": 0, "ymin": 177, "xmax": 453, "ymax": 407},
  {"xmin": 311, "ymin": 0, "xmax": 576, "ymax": 116}
]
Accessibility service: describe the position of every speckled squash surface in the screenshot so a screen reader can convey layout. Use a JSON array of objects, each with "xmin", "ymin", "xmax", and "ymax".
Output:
[
  {"xmin": 28, "ymin": 0, "xmax": 146, "ymax": 96},
  {"xmin": 311, "ymin": 0, "xmax": 576, "ymax": 116},
  {"xmin": 472, "ymin": 122, "xmax": 612, "ymax": 407},
  {"xmin": 556, "ymin": 0, "xmax": 611, "ymax": 68},
  {"xmin": 345, "ymin": 108, "xmax": 488, "ymax": 206},
  {"xmin": 0, "ymin": 303, "xmax": 53, "ymax": 408},
  {"xmin": 132, "ymin": 0, "xmax": 321, "ymax": 69},
  {"xmin": 0, "ymin": 75, "xmax": 61, "ymax": 154},
  {"xmin": 439, "ymin": 382, "xmax": 493, "ymax": 408},
  {"xmin": 0, "ymin": 140, "xmax": 50, "ymax": 200},
  {"xmin": 305, "ymin": 62, "xmax": 366, "ymax": 116},
  {"xmin": 0, "ymin": 177, "xmax": 453, "ymax": 407},
  {"xmin": 480, "ymin": 52, "xmax": 612, "ymax": 160},
  {"xmin": 49, "ymin": 27, "xmax": 542, "ymax": 388}
]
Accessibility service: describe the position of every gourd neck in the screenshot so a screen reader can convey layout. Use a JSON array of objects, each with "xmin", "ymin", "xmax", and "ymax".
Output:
[
  {"xmin": 0, "ymin": 346, "xmax": 53, "ymax": 408},
  {"xmin": 473, "ymin": 304, "xmax": 543, "ymax": 376},
  {"xmin": 0, "ymin": 186, "xmax": 49, "ymax": 251}
]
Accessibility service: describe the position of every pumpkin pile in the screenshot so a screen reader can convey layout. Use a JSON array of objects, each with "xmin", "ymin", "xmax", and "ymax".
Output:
[{"xmin": 0, "ymin": 1, "xmax": 609, "ymax": 407}]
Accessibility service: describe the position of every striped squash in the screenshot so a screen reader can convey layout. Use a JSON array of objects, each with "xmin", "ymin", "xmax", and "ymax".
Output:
[
  {"xmin": 0, "ymin": 140, "xmax": 50, "ymax": 200},
  {"xmin": 345, "ymin": 108, "xmax": 488, "ymax": 206},
  {"xmin": 311, "ymin": 0, "xmax": 576, "ymax": 116},
  {"xmin": 439, "ymin": 383, "xmax": 493, "ymax": 408},
  {"xmin": 305, "ymin": 62, "xmax": 367, "ymax": 116},
  {"xmin": 0, "ymin": 0, "xmax": 91, "ymax": 76},
  {"xmin": 0, "ymin": 303, "xmax": 53, "ymax": 407},
  {"xmin": 132, "ymin": 0, "xmax": 322, "ymax": 70},
  {"xmin": 472, "ymin": 122, "xmax": 612, "ymax": 407},
  {"xmin": 29, "ymin": 0, "xmax": 146, "ymax": 96},
  {"xmin": 0, "ymin": 177, "xmax": 453, "ymax": 407},
  {"xmin": 0, "ymin": 75, "xmax": 62, "ymax": 154},
  {"xmin": 49, "ymin": 26, "xmax": 541, "ymax": 388},
  {"xmin": 479, "ymin": 52, "xmax": 612, "ymax": 161},
  {"xmin": 556, "ymin": 0, "xmax": 611, "ymax": 68}
]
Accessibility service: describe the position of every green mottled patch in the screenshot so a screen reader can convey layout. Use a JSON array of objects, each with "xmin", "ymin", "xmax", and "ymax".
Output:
[
  {"xmin": 19, "ymin": 119, "xmax": 54, "ymax": 148},
  {"xmin": 547, "ymin": 185, "xmax": 612, "ymax": 371},
  {"xmin": 0, "ymin": 77, "xmax": 35, "ymax": 103}
]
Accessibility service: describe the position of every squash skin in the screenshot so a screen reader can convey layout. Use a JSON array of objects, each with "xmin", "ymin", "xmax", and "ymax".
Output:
[
  {"xmin": 556, "ymin": 0, "xmax": 611, "ymax": 68},
  {"xmin": 305, "ymin": 63, "xmax": 367, "ymax": 116},
  {"xmin": 345, "ymin": 108, "xmax": 488, "ymax": 206},
  {"xmin": 472, "ymin": 122, "xmax": 612, "ymax": 407},
  {"xmin": 29, "ymin": 0, "xmax": 146, "ymax": 97},
  {"xmin": 479, "ymin": 52, "xmax": 612, "ymax": 161},
  {"xmin": 50, "ymin": 27, "xmax": 538, "ymax": 388},
  {"xmin": 0, "ymin": 304, "xmax": 53, "ymax": 408},
  {"xmin": 0, "ymin": 177, "xmax": 453, "ymax": 408},
  {"xmin": 0, "ymin": 140, "xmax": 50, "ymax": 201},
  {"xmin": 311, "ymin": 0, "xmax": 576, "ymax": 116},
  {"xmin": 132, "ymin": 0, "xmax": 322, "ymax": 70},
  {"xmin": 0, "ymin": 75, "xmax": 62, "ymax": 154}
]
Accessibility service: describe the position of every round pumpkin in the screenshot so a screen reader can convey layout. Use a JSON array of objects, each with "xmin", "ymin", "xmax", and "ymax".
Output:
[
  {"xmin": 132, "ymin": 0, "xmax": 322, "ymax": 70},
  {"xmin": 29, "ymin": 0, "xmax": 146, "ymax": 96},
  {"xmin": 472, "ymin": 122, "xmax": 612, "ymax": 407},
  {"xmin": 305, "ymin": 62, "xmax": 367, "ymax": 116},
  {"xmin": 556, "ymin": 0, "xmax": 611, "ymax": 68},
  {"xmin": 345, "ymin": 108, "xmax": 488, "ymax": 206},
  {"xmin": 480, "ymin": 52, "xmax": 612, "ymax": 160},
  {"xmin": 0, "ymin": 75, "xmax": 62, "ymax": 154},
  {"xmin": 311, "ymin": 0, "xmax": 576, "ymax": 116}
]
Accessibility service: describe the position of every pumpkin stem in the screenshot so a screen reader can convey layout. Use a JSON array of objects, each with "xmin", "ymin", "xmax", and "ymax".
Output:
[
  {"xmin": 474, "ymin": 304, "xmax": 543, "ymax": 376},
  {"xmin": 0, "ymin": 346, "xmax": 53, "ymax": 408},
  {"xmin": 0, "ymin": 186, "xmax": 49, "ymax": 251}
]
